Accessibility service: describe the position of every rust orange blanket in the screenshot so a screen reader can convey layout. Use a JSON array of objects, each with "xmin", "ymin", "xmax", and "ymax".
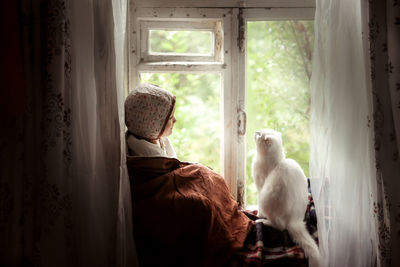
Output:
[{"xmin": 127, "ymin": 156, "xmax": 253, "ymax": 267}]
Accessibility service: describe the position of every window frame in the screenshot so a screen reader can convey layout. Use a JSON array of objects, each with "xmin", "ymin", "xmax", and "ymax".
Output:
[{"xmin": 128, "ymin": 0, "xmax": 315, "ymax": 207}]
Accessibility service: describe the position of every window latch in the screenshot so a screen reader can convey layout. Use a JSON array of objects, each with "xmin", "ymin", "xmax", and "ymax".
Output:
[{"xmin": 237, "ymin": 108, "xmax": 247, "ymax": 136}]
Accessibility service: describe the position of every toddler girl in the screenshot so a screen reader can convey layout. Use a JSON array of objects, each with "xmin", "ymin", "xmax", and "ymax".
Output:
[{"xmin": 125, "ymin": 83, "xmax": 177, "ymax": 157}]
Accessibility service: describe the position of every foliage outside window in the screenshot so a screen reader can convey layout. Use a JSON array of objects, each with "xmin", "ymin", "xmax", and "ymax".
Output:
[
  {"xmin": 149, "ymin": 30, "xmax": 214, "ymax": 55},
  {"xmin": 141, "ymin": 73, "xmax": 221, "ymax": 173},
  {"xmin": 246, "ymin": 21, "xmax": 314, "ymax": 205}
]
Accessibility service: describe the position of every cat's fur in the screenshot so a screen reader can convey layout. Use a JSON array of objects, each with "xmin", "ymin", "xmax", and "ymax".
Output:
[{"xmin": 252, "ymin": 129, "xmax": 320, "ymax": 267}]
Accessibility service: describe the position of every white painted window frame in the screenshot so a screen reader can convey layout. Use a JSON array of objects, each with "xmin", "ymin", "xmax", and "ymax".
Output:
[{"xmin": 128, "ymin": 0, "xmax": 315, "ymax": 207}]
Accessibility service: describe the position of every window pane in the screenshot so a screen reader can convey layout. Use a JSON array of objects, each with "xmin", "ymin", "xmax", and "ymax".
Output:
[
  {"xmin": 149, "ymin": 30, "xmax": 214, "ymax": 55},
  {"xmin": 140, "ymin": 73, "xmax": 221, "ymax": 173},
  {"xmin": 246, "ymin": 21, "xmax": 314, "ymax": 206}
]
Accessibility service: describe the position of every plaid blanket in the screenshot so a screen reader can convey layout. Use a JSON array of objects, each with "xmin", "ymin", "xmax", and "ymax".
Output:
[{"xmin": 230, "ymin": 191, "xmax": 318, "ymax": 267}]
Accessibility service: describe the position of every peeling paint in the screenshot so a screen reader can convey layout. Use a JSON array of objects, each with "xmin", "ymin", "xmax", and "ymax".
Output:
[
  {"xmin": 237, "ymin": 8, "xmax": 245, "ymax": 53},
  {"xmin": 215, "ymin": 21, "xmax": 223, "ymax": 62},
  {"xmin": 226, "ymin": 119, "xmax": 232, "ymax": 129},
  {"xmin": 237, "ymin": 181, "xmax": 245, "ymax": 208}
]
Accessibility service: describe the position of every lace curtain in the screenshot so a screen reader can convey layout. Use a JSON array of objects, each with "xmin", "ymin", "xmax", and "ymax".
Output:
[
  {"xmin": 367, "ymin": 0, "xmax": 400, "ymax": 265},
  {"xmin": 0, "ymin": 0, "xmax": 137, "ymax": 266},
  {"xmin": 310, "ymin": 0, "xmax": 400, "ymax": 266}
]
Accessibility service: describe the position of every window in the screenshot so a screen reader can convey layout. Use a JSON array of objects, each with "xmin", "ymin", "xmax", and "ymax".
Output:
[
  {"xmin": 140, "ymin": 20, "xmax": 223, "ymax": 62},
  {"xmin": 245, "ymin": 19, "xmax": 314, "ymax": 206},
  {"xmin": 129, "ymin": 1, "xmax": 315, "ymax": 207}
]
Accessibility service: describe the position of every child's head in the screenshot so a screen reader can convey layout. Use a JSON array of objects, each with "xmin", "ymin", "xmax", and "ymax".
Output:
[{"xmin": 125, "ymin": 83, "xmax": 176, "ymax": 141}]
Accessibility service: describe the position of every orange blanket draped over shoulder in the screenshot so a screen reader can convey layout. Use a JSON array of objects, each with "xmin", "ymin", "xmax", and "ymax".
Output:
[{"xmin": 127, "ymin": 156, "xmax": 253, "ymax": 267}]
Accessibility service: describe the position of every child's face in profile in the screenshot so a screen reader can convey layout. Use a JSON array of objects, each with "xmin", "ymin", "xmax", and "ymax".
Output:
[{"xmin": 161, "ymin": 105, "xmax": 176, "ymax": 137}]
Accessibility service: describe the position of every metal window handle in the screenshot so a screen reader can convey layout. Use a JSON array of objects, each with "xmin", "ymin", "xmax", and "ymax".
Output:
[{"xmin": 237, "ymin": 108, "xmax": 247, "ymax": 136}]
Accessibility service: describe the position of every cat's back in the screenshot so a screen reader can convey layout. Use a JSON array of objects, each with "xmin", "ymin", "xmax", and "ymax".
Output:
[
  {"xmin": 275, "ymin": 158, "xmax": 307, "ymax": 185},
  {"xmin": 269, "ymin": 158, "xmax": 308, "ymax": 210}
]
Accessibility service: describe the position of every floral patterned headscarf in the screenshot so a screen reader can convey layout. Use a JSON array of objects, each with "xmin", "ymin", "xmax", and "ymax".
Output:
[{"xmin": 125, "ymin": 83, "xmax": 176, "ymax": 140}]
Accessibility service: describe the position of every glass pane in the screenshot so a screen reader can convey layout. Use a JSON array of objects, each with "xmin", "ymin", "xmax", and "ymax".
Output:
[
  {"xmin": 149, "ymin": 30, "xmax": 214, "ymax": 55},
  {"xmin": 140, "ymin": 73, "xmax": 221, "ymax": 173},
  {"xmin": 246, "ymin": 21, "xmax": 314, "ymax": 206}
]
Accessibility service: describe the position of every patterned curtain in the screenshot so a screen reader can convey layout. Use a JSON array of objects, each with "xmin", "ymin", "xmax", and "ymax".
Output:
[
  {"xmin": 367, "ymin": 0, "xmax": 400, "ymax": 266},
  {"xmin": 0, "ymin": 0, "xmax": 135, "ymax": 266},
  {"xmin": 0, "ymin": 0, "xmax": 75, "ymax": 265}
]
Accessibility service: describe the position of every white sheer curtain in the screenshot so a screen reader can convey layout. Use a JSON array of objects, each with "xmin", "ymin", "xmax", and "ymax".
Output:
[
  {"xmin": 112, "ymin": 0, "xmax": 138, "ymax": 265},
  {"xmin": 70, "ymin": 0, "xmax": 136, "ymax": 266},
  {"xmin": 309, "ymin": 0, "xmax": 377, "ymax": 266}
]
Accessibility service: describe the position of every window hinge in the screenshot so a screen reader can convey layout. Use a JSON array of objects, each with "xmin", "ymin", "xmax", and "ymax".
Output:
[{"xmin": 237, "ymin": 8, "xmax": 245, "ymax": 53}]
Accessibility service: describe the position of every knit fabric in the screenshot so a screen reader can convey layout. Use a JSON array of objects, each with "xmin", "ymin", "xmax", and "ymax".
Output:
[{"xmin": 125, "ymin": 83, "xmax": 175, "ymax": 140}]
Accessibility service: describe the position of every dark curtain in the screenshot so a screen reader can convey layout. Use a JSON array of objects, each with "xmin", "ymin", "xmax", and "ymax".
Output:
[
  {"xmin": 0, "ymin": 0, "xmax": 75, "ymax": 265},
  {"xmin": 0, "ymin": 0, "xmax": 131, "ymax": 266},
  {"xmin": 368, "ymin": 0, "xmax": 400, "ymax": 266}
]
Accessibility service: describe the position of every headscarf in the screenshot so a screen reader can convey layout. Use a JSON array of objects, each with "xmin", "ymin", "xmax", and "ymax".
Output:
[{"xmin": 125, "ymin": 83, "xmax": 175, "ymax": 140}]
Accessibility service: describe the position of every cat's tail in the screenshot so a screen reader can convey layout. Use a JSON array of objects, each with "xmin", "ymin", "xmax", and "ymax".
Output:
[{"xmin": 287, "ymin": 221, "xmax": 320, "ymax": 267}]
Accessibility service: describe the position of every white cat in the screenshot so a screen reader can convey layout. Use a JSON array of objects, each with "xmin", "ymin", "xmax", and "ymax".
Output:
[{"xmin": 252, "ymin": 129, "xmax": 320, "ymax": 267}]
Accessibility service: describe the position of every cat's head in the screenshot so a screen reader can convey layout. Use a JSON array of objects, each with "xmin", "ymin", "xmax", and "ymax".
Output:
[{"xmin": 254, "ymin": 129, "xmax": 285, "ymax": 157}]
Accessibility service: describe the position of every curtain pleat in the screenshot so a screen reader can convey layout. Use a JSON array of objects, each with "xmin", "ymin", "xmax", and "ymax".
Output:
[{"xmin": 310, "ymin": 0, "xmax": 377, "ymax": 266}]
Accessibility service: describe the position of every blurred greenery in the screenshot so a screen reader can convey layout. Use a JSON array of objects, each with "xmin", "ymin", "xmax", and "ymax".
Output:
[
  {"xmin": 246, "ymin": 21, "xmax": 314, "ymax": 205},
  {"xmin": 140, "ymin": 73, "xmax": 221, "ymax": 173},
  {"xmin": 150, "ymin": 30, "xmax": 213, "ymax": 54},
  {"xmin": 140, "ymin": 20, "xmax": 314, "ymax": 206}
]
